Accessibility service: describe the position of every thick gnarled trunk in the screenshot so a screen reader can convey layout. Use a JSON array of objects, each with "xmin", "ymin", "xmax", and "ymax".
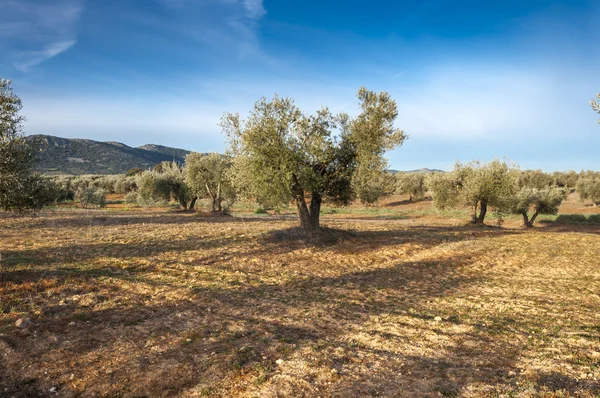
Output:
[{"xmin": 295, "ymin": 187, "xmax": 321, "ymax": 232}]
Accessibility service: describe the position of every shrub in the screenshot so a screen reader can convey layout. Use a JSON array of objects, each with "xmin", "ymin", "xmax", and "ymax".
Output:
[
  {"xmin": 124, "ymin": 191, "xmax": 139, "ymax": 204},
  {"xmin": 76, "ymin": 187, "xmax": 107, "ymax": 209},
  {"xmin": 254, "ymin": 206, "xmax": 268, "ymax": 214}
]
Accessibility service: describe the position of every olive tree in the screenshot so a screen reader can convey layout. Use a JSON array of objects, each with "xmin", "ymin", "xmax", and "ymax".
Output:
[
  {"xmin": 353, "ymin": 169, "xmax": 394, "ymax": 205},
  {"xmin": 577, "ymin": 175, "xmax": 600, "ymax": 207},
  {"xmin": 136, "ymin": 162, "xmax": 195, "ymax": 210},
  {"xmin": 511, "ymin": 186, "xmax": 566, "ymax": 227},
  {"xmin": 0, "ymin": 78, "xmax": 54, "ymax": 212},
  {"xmin": 517, "ymin": 169, "xmax": 553, "ymax": 190},
  {"xmin": 551, "ymin": 170, "xmax": 579, "ymax": 190},
  {"xmin": 427, "ymin": 160, "xmax": 518, "ymax": 224},
  {"xmin": 221, "ymin": 87, "xmax": 406, "ymax": 231},
  {"xmin": 395, "ymin": 172, "xmax": 427, "ymax": 201},
  {"xmin": 185, "ymin": 152, "xmax": 236, "ymax": 213},
  {"xmin": 591, "ymin": 93, "xmax": 600, "ymax": 123}
]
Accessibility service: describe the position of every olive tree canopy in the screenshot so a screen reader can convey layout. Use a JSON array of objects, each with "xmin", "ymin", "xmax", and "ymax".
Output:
[
  {"xmin": 221, "ymin": 87, "xmax": 406, "ymax": 231},
  {"xmin": 0, "ymin": 78, "xmax": 54, "ymax": 212},
  {"xmin": 510, "ymin": 186, "xmax": 566, "ymax": 227}
]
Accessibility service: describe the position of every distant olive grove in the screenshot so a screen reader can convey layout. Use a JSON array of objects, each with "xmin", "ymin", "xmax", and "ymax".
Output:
[{"xmin": 2, "ymin": 77, "xmax": 600, "ymax": 230}]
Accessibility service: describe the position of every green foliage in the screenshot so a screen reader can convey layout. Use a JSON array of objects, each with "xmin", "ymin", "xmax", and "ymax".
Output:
[
  {"xmin": 353, "ymin": 169, "xmax": 394, "ymax": 205},
  {"xmin": 517, "ymin": 169, "xmax": 553, "ymax": 189},
  {"xmin": 254, "ymin": 206, "xmax": 268, "ymax": 214},
  {"xmin": 185, "ymin": 152, "xmax": 236, "ymax": 212},
  {"xmin": 126, "ymin": 167, "xmax": 145, "ymax": 177},
  {"xmin": 551, "ymin": 170, "xmax": 579, "ymax": 189},
  {"xmin": 135, "ymin": 162, "xmax": 192, "ymax": 209},
  {"xmin": 576, "ymin": 174, "xmax": 600, "ymax": 206},
  {"xmin": 591, "ymin": 93, "xmax": 600, "ymax": 123},
  {"xmin": 396, "ymin": 172, "xmax": 427, "ymax": 201},
  {"xmin": 75, "ymin": 187, "xmax": 107, "ymax": 209},
  {"xmin": 0, "ymin": 78, "xmax": 54, "ymax": 212},
  {"xmin": 427, "ymin": 160, "xmax": 518, "ymax": 224},
  {"xmin": 554, "ymin": 214, "xmax": 588, "ymax": 224},
  {"xmin": 222, "ymin": 87, "xmax": 406, "ymax": 230},
  {"xmin": 124, "ymin": 191, "xmax": 139, "ymax": 204},
  {"xmin": 586, "ymin": 214, "xmax": 600, "ymax": 224},
  {"xmin": 114, "ymin": 175, "xmax": 137, "ymax": 194},
  {"xmin": 511, "ymin": 186, "xmax": 566, "ymax": 226},
  {"xmin": 426, "ymin": 172, "xmax": 460, "ymax": 210}
]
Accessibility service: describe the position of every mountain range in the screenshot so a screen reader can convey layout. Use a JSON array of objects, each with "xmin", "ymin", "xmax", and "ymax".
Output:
[{"xmin": 29, "ymin": 135, "xmax": 191, "ymax": 175}]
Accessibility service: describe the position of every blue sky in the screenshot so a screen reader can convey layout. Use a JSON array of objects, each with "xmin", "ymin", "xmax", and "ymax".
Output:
[{"xmin": 1, "ymin": 0, "xmax": 599, "ymax": 171}]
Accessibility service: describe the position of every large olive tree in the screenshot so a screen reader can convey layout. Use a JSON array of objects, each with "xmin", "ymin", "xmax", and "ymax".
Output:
[
  {"xmin": 221, "ymin": 87, "xmax": 406, "ymax": 231},
  {"xmin": 591, "ymin": 93, "xmax": 600, "ymax": 123},
  {"xmin": 0, "ymin": 78, "xmax": 54, "ymax": 212}
]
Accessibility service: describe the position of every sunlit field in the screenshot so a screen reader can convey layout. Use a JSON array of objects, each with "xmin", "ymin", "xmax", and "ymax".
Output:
[{"xmin": 1, "ymin": 196, "xmax": 599, "ymax": 397}]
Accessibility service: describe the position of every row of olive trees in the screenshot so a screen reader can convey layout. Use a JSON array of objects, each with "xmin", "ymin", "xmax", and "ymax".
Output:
[
  {"xmin": 426, "ymin": 160, "xmax": 571, "ymax": 227},
  {"xmin": 131, "ymin": 154, "xmax": 236, "ymax": 213}
]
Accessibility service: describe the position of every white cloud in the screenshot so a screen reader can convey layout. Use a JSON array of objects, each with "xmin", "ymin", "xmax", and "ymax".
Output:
[{"xmin": 0, "ymin": 0, "xmax": 82, "ymax": 71}]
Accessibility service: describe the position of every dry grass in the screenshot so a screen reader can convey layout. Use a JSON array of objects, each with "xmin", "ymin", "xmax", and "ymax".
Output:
[{"xmin": 1, "ymin": 203, "xmax": 599, "ymax": 397}]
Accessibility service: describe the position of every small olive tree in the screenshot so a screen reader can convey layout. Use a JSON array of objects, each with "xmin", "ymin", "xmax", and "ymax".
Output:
[
  {"xmin": 136, "ymin": 162, "xmax": 195, "ymax": 210},
  {"xmin": 76, "ymin": 187, "xmax": 107, "ymax": 209},
  {"xmin": 185, "ymin": 152, "xmax": 236, "ymax": 213},
  {"xmin": 427, "ymin": 160, "xmax": 518, "ymax": 224},
  {"xmin": 577, "ymin": 175, "xmax": 600, "ymax": 207},
  {"xmin": 0, "ymin": 78, "xmax": 54, "ymax": 212},
  {"xmin": 395, "ymin": 172, "xmax": 427, "ymax": 201},
  {"xmin": 511, "ymin": 186, "xmax": 566, "ymax": 227},
  {"xmin": 221, "ymin": 87, "xmax": 406, "ymax": 231}
]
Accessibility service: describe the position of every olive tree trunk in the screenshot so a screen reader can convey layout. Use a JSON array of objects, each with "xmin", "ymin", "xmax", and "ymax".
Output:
[
  {"xmin": 471, "ymin": 200, "xmax": 488, "ymax": 224},
  {"xmin": 295, "ymin": 189, "xmax": 321, "ymax": 232}
]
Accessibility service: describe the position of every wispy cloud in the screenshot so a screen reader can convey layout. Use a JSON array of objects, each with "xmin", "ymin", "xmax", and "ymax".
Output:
[
  {"xmin": 152, "ymin": 0, "xmax": 267, "ymax": 59},
  {"xmin": 0, "ymin": 0, "xmax": 82, "ymax": 71}
]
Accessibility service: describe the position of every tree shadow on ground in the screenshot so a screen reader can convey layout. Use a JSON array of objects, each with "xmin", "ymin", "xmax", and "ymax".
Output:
[
  {"xmin": 4, "ymin": 245, "xmax": 593, "ymax": 397},
  {"xmin": 1, "ymin": 213, "xmax": 598, "ymax": 396}
]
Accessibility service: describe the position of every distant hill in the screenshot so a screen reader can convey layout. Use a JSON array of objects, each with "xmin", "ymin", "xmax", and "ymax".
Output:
[
  {"xmin": 388, "ymin": 168, "xmax": 445, "ymax": 174},
  {"xmin": 29, "ymin": 135, "xmax": 192, "ymax": 175}
]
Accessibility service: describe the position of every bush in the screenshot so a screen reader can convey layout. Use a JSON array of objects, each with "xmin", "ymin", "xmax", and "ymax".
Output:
[
  {"xmin": 124, "ymin": 191, "xmax": 139, "ymax": 204},
  {"xmin": 75, "ymin": 187, "xmax": 107, "ymax": 209},
  {"xmin": 254, "ymin": 206, "xmax": 268, "ymax": 214}
]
